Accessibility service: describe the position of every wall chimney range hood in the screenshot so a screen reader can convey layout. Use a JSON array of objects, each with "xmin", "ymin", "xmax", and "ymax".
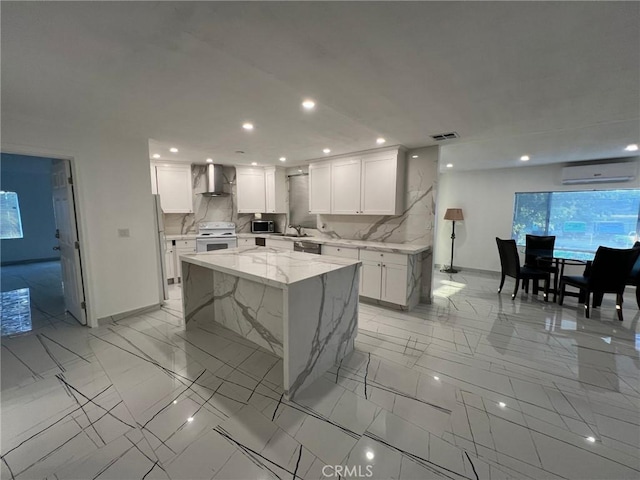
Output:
[{"xmin": 200, "ymin": 164, "xmax": 229, "ymax": 196}]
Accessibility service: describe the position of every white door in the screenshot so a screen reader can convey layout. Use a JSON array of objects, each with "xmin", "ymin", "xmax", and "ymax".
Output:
[
  {"xmin": 361, "ymin": 155, "xmax": 398, "ymax": 215},
  {"xmin": 265, "ymin": 168, "xmax": 276, "ymax": 213},
  {"xmin": 381, "ymin": 263, "xmax": 408, "ymax": 305},
  {"xmin": 331, "ymin": 158, "xmax": 361, "ymax": 214},
  {"xmin": 308, "ymin": 162, "xmax": 332, "ymax": 214},
  {"xmin": 360, "ymin": 260, "xmax": 382, "ymax": 299},
  {"xmin": 236, "ymin": 168, "xmax": 266, "ymax": 213},
  {"xmin": 51, "ymin": 160, "xmax": 87, "ymax": 325},
  {"xmin": 155, "ymin": 165, "xmax": 193, "ymax": 213}
]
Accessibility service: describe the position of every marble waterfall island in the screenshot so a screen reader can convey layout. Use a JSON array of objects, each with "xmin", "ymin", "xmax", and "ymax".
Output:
[{"xmin": 181, "ymin": 247, "xmax": 360, "ymax": 399}]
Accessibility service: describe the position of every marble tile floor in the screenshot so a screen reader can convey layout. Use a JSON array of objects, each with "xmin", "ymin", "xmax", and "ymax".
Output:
[{"xmin": 1, "ymin": 268, "xmax": 639, "ymax": 479}]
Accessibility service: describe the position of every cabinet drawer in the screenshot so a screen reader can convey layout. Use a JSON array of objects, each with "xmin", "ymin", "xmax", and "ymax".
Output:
[
  {"xmin": 322, "ymin": 245, "xmax": 359, "ymax": 260},
  {"xmin": 175, "ymin": 239, "xmax": 196, "ymax": 251},
  {"xmin": 238, "ymin": 237, "xmax": 255, "ymax": 246},
  {"xmin": 360, "ymin": 249, "xmax": 407, "ymax": 266},
  {"xmin": 265, "ymin": 238, "xmax": 294, "ymax": 251}
]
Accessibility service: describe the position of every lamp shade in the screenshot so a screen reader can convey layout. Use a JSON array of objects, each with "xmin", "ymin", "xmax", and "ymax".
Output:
[{"xmin": 443, "ymin": 208, "xmax": 464, "ymax": 221}]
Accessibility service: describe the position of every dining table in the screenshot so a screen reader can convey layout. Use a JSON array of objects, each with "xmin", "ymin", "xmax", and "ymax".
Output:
[{"xmin": 531, "ymin": 249, "xmax": 595, "ymax": 303}]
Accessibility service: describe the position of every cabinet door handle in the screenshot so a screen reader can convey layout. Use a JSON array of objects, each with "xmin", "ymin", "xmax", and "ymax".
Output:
[{"xmin": 377, "ymin": 263, "xmax": 380, "ymax": 267}]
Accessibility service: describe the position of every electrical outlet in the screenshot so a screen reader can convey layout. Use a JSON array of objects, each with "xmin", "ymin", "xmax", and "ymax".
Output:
[{"xmin": 118, "ymin": 228, "xmax": 130, "ymax": 238}]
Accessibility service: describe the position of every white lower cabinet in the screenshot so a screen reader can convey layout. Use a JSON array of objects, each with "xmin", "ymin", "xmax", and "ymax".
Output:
[
  {"xmin": 174, "ymin": 239, "xmax": 197, "ymax": 281},
  {"xmin": 359, "ymin": 250, "xmax": 408, "ymax": 306},
  {"xmin": 322, "ymin": 245, "xmax": 359, "ymax": 259},
  {"xmin": 238, "ymin": 237, "xmax": 255, "ymax": 246},
  {"xmin": 265, "ymin": 238, "xmax": 294, "ymax": 251},
  {"xmin": 165, "ymin": 241, "xmax": 175, "ymax": 281}
]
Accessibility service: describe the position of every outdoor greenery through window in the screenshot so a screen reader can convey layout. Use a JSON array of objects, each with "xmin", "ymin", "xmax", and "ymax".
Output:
[
  {"xmin": 0, "ymin": 191, "xmax": 24, "ymax": 239},
  {"xmin": 512, "ymin": 189, "xmax": 640, "ymax": 255}
]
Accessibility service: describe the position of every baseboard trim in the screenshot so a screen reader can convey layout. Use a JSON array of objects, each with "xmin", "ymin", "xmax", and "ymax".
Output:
[
  {"xmin": 1, "ymin": 257, "xmax": 60, "ymax": 266},
  {"xmin": 433, "ymin": 264, "xmax": 499, "ymax": 276},
  {"xmin": 97, "ymin": 303, "xmax": 162, "ymax": 326}
]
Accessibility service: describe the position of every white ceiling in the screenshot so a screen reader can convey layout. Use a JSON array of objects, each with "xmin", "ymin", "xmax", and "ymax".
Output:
[{"xmin": 2, "ymin": 2, "xmax": 638, "ymax": 171}]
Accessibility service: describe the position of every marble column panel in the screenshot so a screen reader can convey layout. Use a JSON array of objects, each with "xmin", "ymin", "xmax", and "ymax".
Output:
[
  {"xmin": 406, "ymin": 253, "xmax": 423, "ymax": 310},
  {"xmin": 211, "ymin": 271, "xmax": 284, "ymax": 357},
  {"xmin": 181, "ymin": 262, "xmax": 214, "ymax": 327},
  {"xmin": 284, "ymin": 264, "xmax": 359, "ymax": 399}
]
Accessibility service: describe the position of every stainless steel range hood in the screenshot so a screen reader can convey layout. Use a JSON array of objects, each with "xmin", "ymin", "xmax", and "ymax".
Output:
[{"xmin": 200, "ymin": 164, "xmax": 229, "ymax": 197}]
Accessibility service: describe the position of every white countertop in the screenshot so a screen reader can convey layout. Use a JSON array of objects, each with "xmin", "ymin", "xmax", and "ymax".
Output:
[
  {"xmin": 165, "ymin": 234, "xmax": 198, "ymax": 241},
  {"xmin": 180, "ymin": 246, "xmax": 360, "ymax": 288},
  {"xmin": 237, "ymin": 233, "xmax": 430, "ymax": 255}
]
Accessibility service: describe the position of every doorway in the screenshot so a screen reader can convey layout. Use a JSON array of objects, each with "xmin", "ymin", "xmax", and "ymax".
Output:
[{"xmin": 0, "ymin": 153, "xmax": 87, "ymax": 334}]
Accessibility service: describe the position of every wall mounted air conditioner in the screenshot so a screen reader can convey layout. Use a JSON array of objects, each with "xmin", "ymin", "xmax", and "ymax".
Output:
[{"xmin": 561, "ymin": 162, "xmax": 636, "ymax": 185}]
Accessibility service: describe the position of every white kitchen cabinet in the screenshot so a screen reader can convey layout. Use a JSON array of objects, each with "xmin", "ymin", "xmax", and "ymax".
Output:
[
  {"xmin": 175, "ymin": 239, "xmax": 197, "ymax": 281},
  {"xmin": 331, "ymin": 157, "xmax": 361, "ymax": 214},
  {"xmin": 236, "ymin": 168, "xmax": 266, "ymax": 213},
  {"xmin": 360, "ymin": 152, "xmax": 404, "ymax": 215},
  {"xmin": 265, "ymin": 238, "xmax": 294, "ymax": 251},
  {"xmin": 359, "ymin": 250, "xmax": 409, "ymax": 306},
  {"xmin": 238, "ymin": 237, "xmax": 255, "ymax": 247},
  {"xmin": 236, "ymin": 167, "xmax": 286, "ymax": 214},
  {"xmin": 322, "ymin": 245, "xmax": 359, "ymax": 259},
  {"xmin": 308, "ymin": 162, "xmax": 332, "ymax": 214},
  {"xmin": 265, "ymin": 167, "xmax": 287, "ymax": 213},
  {"xmin": 155, "ymin": 164, "xmax": 193, "ymax": 213},
  {"xmin": 151, "ymin": 164, "xmax": 158, "ymax": 195},
  {"xmin": 165, "ymin": 241, "xmax": 175, "ymax": 282}
]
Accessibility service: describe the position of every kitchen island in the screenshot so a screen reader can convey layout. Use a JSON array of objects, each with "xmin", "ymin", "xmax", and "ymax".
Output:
[{"xmin": 180, "ymin": 246, "xmax": 360, "ymax": 399}]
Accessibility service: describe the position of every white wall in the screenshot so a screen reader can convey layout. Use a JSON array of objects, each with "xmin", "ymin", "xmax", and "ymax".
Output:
[
  {"xmin": 2, "ymin": 116, "xmax": 160, "ymax": 326},
  {"xmin": 435, "ymin": 159, "xmax": 640, "ymax": 272}
]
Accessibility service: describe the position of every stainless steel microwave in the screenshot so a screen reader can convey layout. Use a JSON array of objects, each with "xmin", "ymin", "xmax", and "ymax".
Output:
[{"xmin": 251, "ymin": 220, "xmax": 274, "ymax": 233}]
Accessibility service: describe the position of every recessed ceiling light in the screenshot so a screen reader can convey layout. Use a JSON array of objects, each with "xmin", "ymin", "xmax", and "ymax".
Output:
[
  {"xmin": 365, "ymin": 451, "xmax": 375, "ymax": 461},
  {"xmin": 446, "ymin": 163, "xmax": 453, "ymax": 168},
  {"xmin": 206, "ymin": 158, "xmax": 213, "ymax": 163},
  {"xmin": 251, "ymin": 162, "xmax": 258, "ymax": 166},
  {"xmin": 376, "ymin": 138, "xmax": 386, "ymax": 145},
  {"xmin": 498, "ymin": 402, "xmax": 506, "ymax": 408},
  {"xmin": 586, "ymin": 436, "xmax": 596, "ymax": 443},
  {"xmin": 242, "ymin": 123, "xmax": 254, "ymax": 131},
  {"xmin": 625, "ymin": 143, "xmax": 638, "ymax": 151},
  {"xmin": 152, "ymin": 154, "xmax": 160, "ymax": 159},
  {"xmin": 187, "ymin": 417, "xmax": 194, "ymax": 423},
  {"xmin": 520, "ymin": 155, "xmax": 530, "ymax": 161},
  {"xmin": 173, "ymin": 400, "xmax": 177, "ymax": 404},
  {"xmin": 433, "ymin": 376, "xmax": 440, "ymax": 380},
  {"xmin": 323, "ymin": 148, "xmax": 331, "ymax": 154},
  {"xmin": 302, "ymin": 99, "xmax": 316, "ymax": 110},
  {"xmin": 169, "ymin": 147, "xmax": 178, "ymax": 153},
  {"xmin": 279, "ymin": 157, "xmax": 286, "ymax": 162},
  {"xmin": 412, "ymin": 155, "xmax": 419, "ymax": 159},
  {"xmin": 298, "ymin": 168, "xmax": 303, "ymax": 173}
]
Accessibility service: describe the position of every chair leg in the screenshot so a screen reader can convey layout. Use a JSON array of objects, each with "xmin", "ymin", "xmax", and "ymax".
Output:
[
  {"xmin": 543, "ymin": 277, "xmax": 549, "ymax": 302},
  {"xmin": 636, "ymin": 285, "xmax": 640, "ymax": 309},
  {"xmin": 616, "ymin": 293, "xmax": 624, "ymax": 321},
  {"xmin": 593, "ymin": 291, "xmax": 604, "ymax": 308},
  {"xmin": 558, "ymin": 280, "xmax": 565, "ymax": 305},
  {"xmin": 584, "ymin": 290, "xmax": 590, "ymax": 318},
  {"xmin": 524, "ymin": 279, "xmax": 529, "ymax": 294},
  {"xmin": 512, "ymin": 279, "xmax": 520, "ymax": 300},
  {"xmin": 498, "ymin": 275, "xmax": 506, "ymax": 293},
  {"xmin": 533, "ymin": 279, "xmax": 539, "ymax": 295}
]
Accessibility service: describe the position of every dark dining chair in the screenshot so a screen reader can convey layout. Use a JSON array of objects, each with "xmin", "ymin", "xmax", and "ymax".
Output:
[
  {"xmin": 523, "ymin": 235, "xmax": 558, "ymax": 294},
  {"xmin": 496, "ymin": 237, "xmax": 550, "ymax": 301},
  {"xmin": 624, "ymin": 241, "xmax": 640, "ymax": 308},
  {"xmin": 559, "ymin": 246, "xmax": 640, "ymax": 321}
]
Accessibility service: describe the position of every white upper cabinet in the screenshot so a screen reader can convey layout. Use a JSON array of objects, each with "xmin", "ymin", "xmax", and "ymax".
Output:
[
  {"xmin": 361, "ymin": 152, "xmax": 404, "ymax": 215},
  {"xmin": 155, "ymin": 164, "xmax": 193, "ymax": 213},
  {"xmin": 236, "ymin": 167, "xmax": 266, "ymax": 213},
  {"xmin": 308, "ymin": 162, "xmax": 332, "ymax": 214},
  {"xmin": 264, "ymin": 167, "xmax": 287, "ymax": 213},
  {"xmin": 331, "ymin": 157, "xmax": 362, "ymax": 214},
  {"xmin": 308, "ymin": 147, "xmax": 405, "ymax": 216},
  {"xmin": 236, "ymin": 166, "xmax": 286, "ymax": 214}
]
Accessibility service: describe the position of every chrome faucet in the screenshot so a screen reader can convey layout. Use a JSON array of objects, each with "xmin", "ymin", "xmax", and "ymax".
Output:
[{"xmin": 289, "ymin": 224, "xmax": 304, "ymax": 236}]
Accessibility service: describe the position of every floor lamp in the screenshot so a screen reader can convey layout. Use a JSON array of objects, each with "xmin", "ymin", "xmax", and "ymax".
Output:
[{"xmin": 441, "ymin": 208, "xmax": 464, "ymax": 273}]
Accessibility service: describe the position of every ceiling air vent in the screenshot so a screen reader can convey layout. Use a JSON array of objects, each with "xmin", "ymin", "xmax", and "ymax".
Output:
[{"xmin": 430, "ymin": 132, "xmax": 459, "ymax": 141}]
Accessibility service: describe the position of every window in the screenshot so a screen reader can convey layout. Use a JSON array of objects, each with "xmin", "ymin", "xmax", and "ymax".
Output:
[
  {"xmin": 512, "ymin": 189, "xmax": 640, "ymax": 253},
  {"xmin": 0, "ymin": 191, "xmax": 24, "ymax": 239}
]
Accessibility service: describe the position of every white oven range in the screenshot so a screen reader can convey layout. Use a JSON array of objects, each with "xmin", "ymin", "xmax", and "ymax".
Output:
[{"xmin": 196, "ymin": 222, "xmax": 237, "ymax": 252}]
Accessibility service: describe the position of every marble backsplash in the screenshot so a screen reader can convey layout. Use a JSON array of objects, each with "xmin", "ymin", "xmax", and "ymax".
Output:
[{"xmin": 163, "ymin": 165, "xmax": 287, "ymax": 235}]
